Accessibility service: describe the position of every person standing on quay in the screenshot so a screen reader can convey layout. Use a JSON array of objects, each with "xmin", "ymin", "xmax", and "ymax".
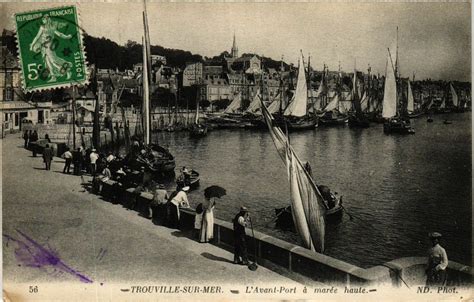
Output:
[
  {"xmin": 194, "ymin": 203, "xmax": 203, "ymax": 239},
  {"xmin": 232, "ymin": 206, "xmax": 249, "ymax": 265},
  {"xmin": 62, "ymin": 148, "xmax": 73, "ymax": 174},
  {"xmin": 426, "ymin": 232, "xmax": 448, "ymax": 286},
  {"xmin": 151, "ymin": 184, "xmax": 169, "ymax": 224},
  {"xmin": 23, "ymin": 130, "xmax": 29, "ymax": 148},
  {"xmin": 200, "ymin": 196, "xmax": 215, "ymax": 243},
  {"xmin": 168, "ymin": 186, "xmax": 190, "ymax": 229},
  {"xmin": 72, "ymin": 148, "xmax": 82, "ymax": 175},
  {"xmin": 29, "ymin": 130, "xmax": 38, "ymax": 157},
  {"xmin": 90, "ymin": 149, "xmax": 99, "ymax": 176},
  {"xmin": 42, "ymin": 144, "xmax": 54, "ymax": 171}
]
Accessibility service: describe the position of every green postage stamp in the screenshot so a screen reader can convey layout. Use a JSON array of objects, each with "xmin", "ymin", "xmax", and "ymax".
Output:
[{"xmin": 14, "ymin": 6, "xmax": 88, "ymax": 92}]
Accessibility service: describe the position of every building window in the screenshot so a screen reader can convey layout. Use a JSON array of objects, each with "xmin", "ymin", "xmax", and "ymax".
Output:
[
  {"xmin": 5, "ymin": 87, "xmax": 13, "ymax": 101},
  {"xmin": 4, "ymin": 113, "xmax": 9, "ymax": 121}
]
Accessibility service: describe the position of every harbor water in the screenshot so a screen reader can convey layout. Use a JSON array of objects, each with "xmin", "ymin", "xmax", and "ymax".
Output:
[{"xmin": 152, "ymin": 112, "xmax": 471, "ymax": 268}]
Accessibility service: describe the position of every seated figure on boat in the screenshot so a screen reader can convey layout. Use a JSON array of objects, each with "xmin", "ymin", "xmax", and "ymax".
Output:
[{"xmin": 181, "ymin": 166, "xmax": 191, "ymax": 183}]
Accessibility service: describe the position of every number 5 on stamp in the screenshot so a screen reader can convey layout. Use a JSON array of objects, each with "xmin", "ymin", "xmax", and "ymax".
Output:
[{"xmin": 14, "ymin": 6, "xmax": 89, "ymax": 92}]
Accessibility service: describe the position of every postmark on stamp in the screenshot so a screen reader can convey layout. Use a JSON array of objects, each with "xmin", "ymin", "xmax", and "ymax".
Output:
[{"xmin": 14, "ymin": 6, "xmax": 88, "ymax": 92}]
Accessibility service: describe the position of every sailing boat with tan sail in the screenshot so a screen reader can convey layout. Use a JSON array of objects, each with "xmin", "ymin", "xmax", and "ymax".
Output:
[{"xmin": 283, "ymin": 51, "xmax": 318, "ymax": 130}]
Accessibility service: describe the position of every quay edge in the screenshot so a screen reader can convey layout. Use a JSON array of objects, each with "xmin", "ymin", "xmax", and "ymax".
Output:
[{"xmin": 100, "ymin": 179, "xmax": 473, "ymax": 287}]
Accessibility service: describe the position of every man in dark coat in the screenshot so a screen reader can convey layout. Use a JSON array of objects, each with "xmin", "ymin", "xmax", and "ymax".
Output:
[
  {"xmin": 42, "ymin": 144, "xmax": 54, "ymax": 170},
  {"xmin": 72, "ymin": 148, "xmax": 82, "ymax": 175},
  {"xmin": 29, "ymin": 130, "xmax": 38, "ymax": 157},
  {"xmin": 233, "ymin": 206, "xmax": 249, "ymax": 265},
  {"xmin": 23, "ymin": 130, "xmax": 29, "ymax": 148}
]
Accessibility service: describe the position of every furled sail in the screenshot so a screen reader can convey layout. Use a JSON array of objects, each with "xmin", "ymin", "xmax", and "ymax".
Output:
[
  {"xmin": 369, "ymin": 96, "xmax": 380, "ymax": 113},
  {"xmin": 315, "ymin": 78, "xmax": 326, "ymax": 98},
  {"xmin": 284, "ymin": 53, "xmax": 308, "ymax": 117},
  {"xmin": 407, "ymin": 80, "xmax": 414, "ymax": 113},
  {"xmin": 261, "ymin": 102, "xmax": 326, "ymax": 253},
  {"xmin": 450, "ymin": 83, "xmax": 459, "ymax": 107},
  {"xmin": 224, "ymin": 92, "xmax": 242, "ymax": 114},
  {"xmin": 360, "ymin": 91, "xmax": 368, "ymax": 112},
  {"xmin": 382, "ymin": 51, "xmax": 397, "ymax": 119}
]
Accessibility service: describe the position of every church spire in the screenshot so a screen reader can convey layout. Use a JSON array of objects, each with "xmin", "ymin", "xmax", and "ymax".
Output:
[{"xmin": 231, "ymin": 32, "xmax": 238, "ymax": 58}]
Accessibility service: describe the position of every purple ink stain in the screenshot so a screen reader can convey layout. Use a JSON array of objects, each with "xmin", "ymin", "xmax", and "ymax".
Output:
[{"xmin": 3, "ymin": 230, "xmax": 93, "ymax": 283}]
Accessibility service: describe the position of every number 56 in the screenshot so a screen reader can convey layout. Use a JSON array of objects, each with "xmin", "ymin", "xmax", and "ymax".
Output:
[{"xmin": 27, "ymin": 63, "xmax": 42, "ymax": 81}]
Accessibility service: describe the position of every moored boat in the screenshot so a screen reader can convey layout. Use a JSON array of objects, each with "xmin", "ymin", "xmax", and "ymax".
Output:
[
  {"xmin": 381, "ymin": 29, "xmax": 415, "ymax": 135},
  {"xmin": 275, "ymin": 185, "xmax": 343, "ymax": 231},
  {"xmin": 283, "ymin": 52, "xmax": 318, "ymax": 130},
  {"xmin": 176, "ymin": 169, "xmax": 200, "ymax": 189}
]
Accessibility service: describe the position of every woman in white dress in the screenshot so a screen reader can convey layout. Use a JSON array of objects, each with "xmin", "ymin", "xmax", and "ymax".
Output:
[{"xmin": 200, "ymin": 197, "xmax": 215, "ymax": 243}]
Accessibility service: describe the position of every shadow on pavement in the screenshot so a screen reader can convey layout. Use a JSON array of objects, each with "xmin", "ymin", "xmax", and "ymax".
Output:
[
  {"xmin": 33, "ymin": 167, "xmax": 46, "ymax": 170},
  {"xmin": 170, "ymin": 230, "xmax": 192, "ymax": 239},
  {"xmin": 200, "ymin": 252, "xmax": 234, "ymax": 264}
]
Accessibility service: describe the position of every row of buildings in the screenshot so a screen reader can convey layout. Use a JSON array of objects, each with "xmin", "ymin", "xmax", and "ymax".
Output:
[{"xmin": 1, "ymin": 30, "xmax": 470, "ymax": 135}]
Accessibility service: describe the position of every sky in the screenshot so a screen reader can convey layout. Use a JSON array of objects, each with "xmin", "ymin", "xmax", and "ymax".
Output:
[{"xmin": 1, "ymin": 1, "xmax": 471, "ymax": 81}]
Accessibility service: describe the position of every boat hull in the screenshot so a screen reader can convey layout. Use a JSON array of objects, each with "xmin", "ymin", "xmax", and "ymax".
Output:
[
  {"xmin": 275, "ymin": 204, "xmax": 343, "ymax": 231},
  {"xmin": 383, "ymin": 119, "xmax": 415, "ymax": 134},
  {"xmin": 319, "ymin": 112, "xmax": 348, "ymax": 126},
  {"xmin": 189, "ymin": 124, "xmax": 208, "ymax": 137},
  {"xmin": 348, "ymin": 115, "xmax": 370, "ymax": 128},
  {"xmin": 284, "ymin": 116, "xmax": 318, "ymax": 130},
  {"xmin": 176, "ymin": 170, "xmax": 200, "ymax": 189}
]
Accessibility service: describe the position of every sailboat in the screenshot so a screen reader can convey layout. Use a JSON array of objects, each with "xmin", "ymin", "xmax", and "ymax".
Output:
[
  {"xmin": 348, "ymin": 68, "xmax": 370, "ymax": 128},
  {"xmin": 319, "ymin": 92, "xmax": 349, "ymax": 126},
  {"xmin": 261, "ymin": 101, "xmax": 327, "ymax": 252},
  {"xmin": 407, "ymin": 80, "xmax": 424, "ymax": 118},
  {"xmin": 223, "ymin": 91, "xmax": 243, "ymax": 116},
  {"xmin": 189, "ymin": 87, "xmax": 208, "ymax": 137},
  {"xmin": 450, "ymin": 83, "xmax": 464, "ymax": 113},
  {"xmin": 124, "ymin": 4, "xmax": 176, "ymax": 173},
  {"xmin": 382, "ymin": 45, "xmax": 415, "ymax": 134},
  {"xmin": 435, "ymin": 85, "xmax": 451, "ymax": 114},
  {"xmin": 283, "ymin": 52, "xmax": 318, "ymax": 130}
]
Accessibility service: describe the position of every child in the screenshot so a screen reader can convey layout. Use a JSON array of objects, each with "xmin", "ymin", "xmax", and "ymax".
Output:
[{"xmin": 194, "ymin": 203, "xmax": 203, "ymax": 240}]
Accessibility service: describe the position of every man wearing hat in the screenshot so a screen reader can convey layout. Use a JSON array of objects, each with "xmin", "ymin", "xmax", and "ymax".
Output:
[
  {"xmin": 426, "ymin": 232, "xmax": 448, "ymax": 286},
  {"xmin": 232, "ymin": 206, "xmax": 249, "ymax": 265},
  {"xmin": 90, "ymin": 149, "xmax": 99, "ymax": 177},
  {"xmin": 168, "ymin": 186, "xmax": 190, "ymax": 228},
  {"xmin": 151, "ymin": 184, "xmax": 169, "ymax": 224}
]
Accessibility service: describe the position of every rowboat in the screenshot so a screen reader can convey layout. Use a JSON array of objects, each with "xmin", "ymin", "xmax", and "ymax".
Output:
[{"xmin": 176, "ymin": 169, "xmax": 200, "ymax": 189}]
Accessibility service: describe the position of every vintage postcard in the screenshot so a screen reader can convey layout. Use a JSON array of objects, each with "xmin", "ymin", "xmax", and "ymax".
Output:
[{"xmin": 1, "ymin": 1, "xmax": 471, "ymax": 301}]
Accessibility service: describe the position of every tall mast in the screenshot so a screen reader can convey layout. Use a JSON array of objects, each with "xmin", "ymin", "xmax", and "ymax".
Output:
[
  {"xmin": 307, "ymin": 53, "xmax": 312, "ymax": 113},
  {"xmin": 194, "ymin": 63, "xmax": 198, "ymax": 124},
  {"xmin": 395, "ymin": 26, "xmax": 399, "ymax": 79},
  {"xmin": 279, "ymin": 55, "xmax": 284, "ymax": 115},
  {"xmin": 260, "ymin": 55, "xmax": 264, "ymax": 104},
  {"xmin": 142, "ymin": 2, "xmax": 152, "ymax": 145},
  {"xmin": 387, "ymin": 47, "xmax": 398, "ymax": 116},
  {"xmin": 367, "ymin": 64, "xmax": 371, "ymax": 113},
  {"xmin": 142, "ymin": 36, "xmax": 150, "ymax": 145}
]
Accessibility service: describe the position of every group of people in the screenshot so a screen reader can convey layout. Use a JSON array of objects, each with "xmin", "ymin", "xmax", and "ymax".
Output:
[
  {"xmin": 23, "ymin": 130, "xmax": 39, "ymax": 149},
  {"xmin": 128, "ymin": 175, "xmax": 251, "ymax": 265}
]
